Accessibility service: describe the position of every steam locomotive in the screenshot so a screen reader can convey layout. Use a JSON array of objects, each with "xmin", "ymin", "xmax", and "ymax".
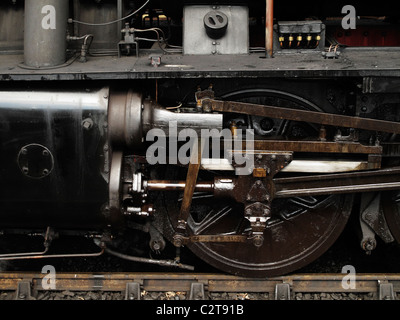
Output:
[{"xmin": 1, "ymin": 0, "xmax": 400, "ymax": 277}]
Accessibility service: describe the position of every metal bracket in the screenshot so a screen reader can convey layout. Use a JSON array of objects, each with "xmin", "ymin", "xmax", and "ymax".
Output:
[
  {"xmin": 93, "ymin": 274, "xmax": 105, "ymax": 290},
  {"xmin": 189, "ymin": 282, "xmax": 206, "ymax": 300},
  {"xmin": 125, "ymin": 282, "xmax": 141, "ymax": 300},
  {"xmin": 379, "ymin": 281, "xmax": 395, "ymax": 300},
  {"xmin": 275, "ymin": 283, "xmax": 291, "ymax": 300},
  {"xmin": 118, "ymin": 23, "xmax": 139, "ymax": 58},
  {"xmin": 15, "ymin": 281, "xmax": 33, "ymax": 300},
  {"xmin": 360, "ymin": 192, "xmax": 394, "ymax": 254},
  {"xmin": 173, "ymin": 139, "xmax": 204, "ymax": 247},
  {"xmin": 232, "ymin": 151, "xmax": 292, "ymax": 247}
]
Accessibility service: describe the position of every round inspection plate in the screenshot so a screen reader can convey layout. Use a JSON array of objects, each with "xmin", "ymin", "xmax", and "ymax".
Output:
[{"xmin": 17, "ymin": 144, "xmax": 54, "ymax": 179}]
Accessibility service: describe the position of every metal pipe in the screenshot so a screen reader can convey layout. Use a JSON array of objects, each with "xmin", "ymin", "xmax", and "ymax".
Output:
[
  {"xmin": 0, "ymin": 248, "xmax": 48, "ymax": 259},
  {"xmin": 0, "ymin": 249, "xmax": 104, "ymax": 261},
  {"xmin": 108, "ymin": 92, "xmax": 223, "ymax": 148},
  {"xmin": 146, "ymin": 178, "xmax": 235, "ymax": 199},
  {"xmin": 0, "ymin": 88, "xmax": 109, "ymax": 111},
  {"xmin": 212, "ymin": 99, "xmax": 400, "ymax": 135},
  {"xmin": 104, "ymin": 247, "xmax": 194, "ymax": 271},
  {"xmin": 265, "ymin": 0, "xmax": 274, "ymax": 57},
  {"xmin": 117, "ymin": 0, "xmax": 123, "ymax": 40},
  {"xmin": 143, "ymin": 102, "xmax": 224, "ymax": 135}
]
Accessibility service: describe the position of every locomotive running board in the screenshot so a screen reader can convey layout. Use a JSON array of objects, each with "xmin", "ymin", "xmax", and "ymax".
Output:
[{"xmin": 210, "ymin": 99, "xmax": 400, "ymax": 134}]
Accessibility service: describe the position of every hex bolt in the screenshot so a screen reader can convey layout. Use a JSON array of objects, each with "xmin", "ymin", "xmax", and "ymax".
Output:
[
  {"xmin": 82, "ymin": 118, "xmax": 93, "ymax": 130},
  {"xmin": 252, "ymin": 235, "xmax": 264, "ymax": 248},
  {"xmin": 152, "ymin": 241, "xmax": 161, "ymax": 251},
  {"xmin": 173, "ymin": 235, "xmax": 184, "ymax": 248},
  {"xmin": 365, "ymin": 213, "xmax": 373, "ymax": 222}
]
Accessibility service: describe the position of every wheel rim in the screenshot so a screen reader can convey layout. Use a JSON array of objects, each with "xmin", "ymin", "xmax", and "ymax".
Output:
[
  {"xmin": 163, "ymin": 189, "xmax": 353, "ymax": 277},
  {"xmin": 159, "ymin": 88, "xmax": 354, "ymax": 277}
]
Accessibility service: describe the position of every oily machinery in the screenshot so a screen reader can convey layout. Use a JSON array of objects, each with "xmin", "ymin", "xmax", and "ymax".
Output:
[{"xmin": 0, "ymin": 0, "xmax": 400, "ymax": 277}]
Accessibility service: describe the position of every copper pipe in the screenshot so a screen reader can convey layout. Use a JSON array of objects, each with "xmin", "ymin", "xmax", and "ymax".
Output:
[
  {"xmin": 0, "ymin": 248, "xmax": 104, "ymax": 261},
  {"xmin": 265, "ymin": 0, "xmax": 274, "ymax": 57},
  {"xmin": 0, "ymin": 248, "xmax": 49, "ymax": 259}
]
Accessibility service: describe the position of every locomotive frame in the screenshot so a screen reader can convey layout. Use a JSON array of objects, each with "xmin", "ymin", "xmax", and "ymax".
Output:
[{"xmin": 1, "ymin": 0, "xmax": 400, "ymax": 277}]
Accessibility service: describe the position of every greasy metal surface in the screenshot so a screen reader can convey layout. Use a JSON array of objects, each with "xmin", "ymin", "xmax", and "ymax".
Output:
[
  {"xmin": 1, "ymin": 49, "xmax": 400, "ymax": 81},
  {"xmin": 164, "ymin": 176, "xmax": 354, "ymax": 277},
  {"xmin": 147, "ymin": 181, "xmax": 214, "ymax": 192},
  {"xmin": 142, "ymin": 100, "xmax": 223, "ymax": 135},
  {"xmin": 108, "ymin": 91, "xmax": 143, "ymax": 148},
  {"xmin": 1, "ymin": 272, "xmax": 400, "ymax": 295},
  {"xmin": 0, "ymin": 88, "xmax": 109, "ymax": 229},
  {"xmin": 274, "ymin": 167, "xmax": 400, "ymax": 198},
  {"xmin": 246, "ymin": 140, "xmax": 382, "ymax": 154},
  {"xmin": 211, "ymin": 99, "xmax": 400, "ymax": 134},
  {"xmin": 382, "ymin": 191, "xmax": 400, "ymax": 244},
  {"xmin": 109, "ymin": 152, "xmax": 124, "ymax": 225},
  {"xmin": 183, "ymin": 6, "xmax": 249, "ymax": 55},
  {"xmin": 24, "ymin": 0, "xmax": 69, "ymax": 68},
  {"xmin": 174, "ymin": 140, "xmax": 203, "ymax": 246},
  {"xmin": 148, "ymin": 166, "xmax": 400, "ymax": 202}
]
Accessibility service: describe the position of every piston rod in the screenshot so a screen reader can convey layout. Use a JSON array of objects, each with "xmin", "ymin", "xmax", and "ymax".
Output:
[{"xmin": 144, "ymin": 167, "xmax": 400, "ymax": 199}]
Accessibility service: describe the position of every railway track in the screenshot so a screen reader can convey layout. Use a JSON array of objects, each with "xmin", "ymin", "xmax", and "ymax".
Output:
[{"xmin": 0, "ymin": 272, "xmax": 399, "ymax": 301}]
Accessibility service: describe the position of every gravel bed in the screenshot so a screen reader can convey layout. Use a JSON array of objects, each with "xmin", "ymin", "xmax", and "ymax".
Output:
[
  {"xmin": 2, "ymin": 290, "xmax": 397, "ymax": 300},
  {"xmin": 2, "ymin": 210, "xmax": 400, "ymax": 301}
]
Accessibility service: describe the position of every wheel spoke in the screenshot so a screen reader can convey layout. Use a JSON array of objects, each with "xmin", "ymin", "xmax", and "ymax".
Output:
[
  {"xmin": 190, "ymin": 205, "xmax": 233, "ymax": 235},
  {"xmin": 159, "ymin": 88, "xmax": 354, "ymax": 277}
]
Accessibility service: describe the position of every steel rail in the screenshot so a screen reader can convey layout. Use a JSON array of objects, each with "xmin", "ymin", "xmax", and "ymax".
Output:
[{"xmin": 0, "ymin": 272, "xmax": 399, "ymax": 299}]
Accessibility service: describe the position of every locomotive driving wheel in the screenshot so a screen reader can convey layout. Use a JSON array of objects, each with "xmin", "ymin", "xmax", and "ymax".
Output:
[
  {"xmin": 157, "ymin": 87, "xmax": 355, "ymax": 277},
  {"xmin": 164, "ymin": 190, "xmax": 353, "ymax": 277}
]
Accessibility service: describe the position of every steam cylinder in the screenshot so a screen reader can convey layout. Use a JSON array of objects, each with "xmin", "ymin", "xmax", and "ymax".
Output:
[
  {"xmin": 24, "ymin": 0, "xmax": 69, "ymax": 68},
  {"xmin": 0, "ymin": 88, "xmax": 110, "ymax": 229}
]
